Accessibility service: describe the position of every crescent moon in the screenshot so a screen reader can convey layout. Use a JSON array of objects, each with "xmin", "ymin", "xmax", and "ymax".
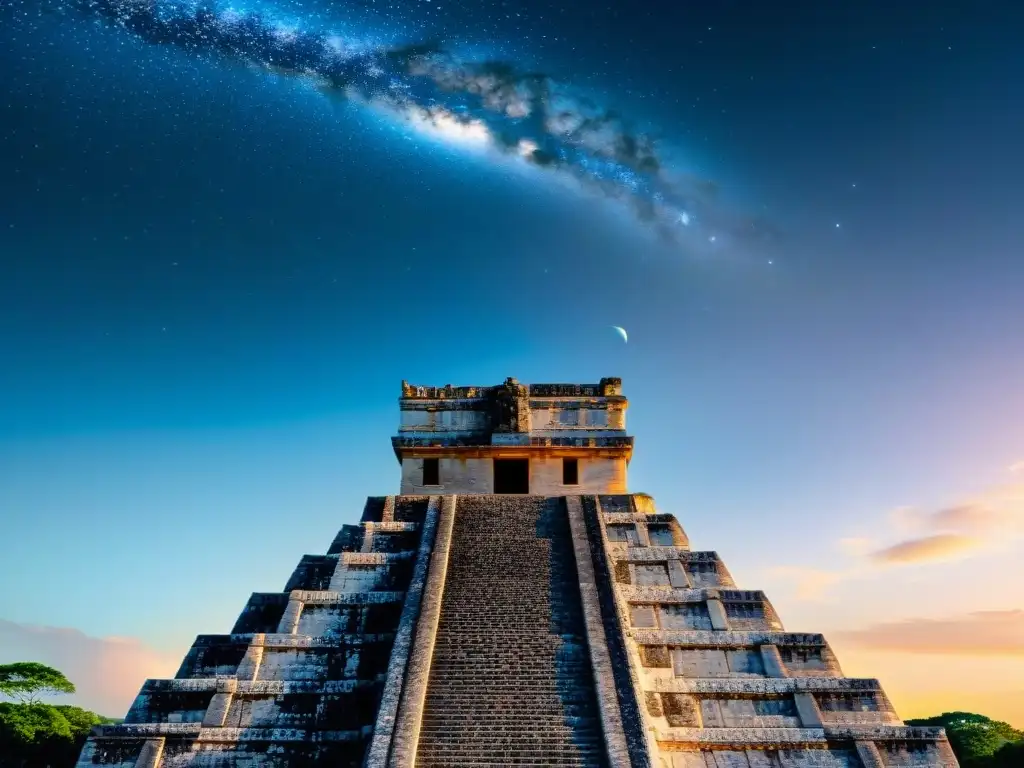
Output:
[{"xmin": 612, "ymin": 326, "xmax": 628, "ymax": 343}]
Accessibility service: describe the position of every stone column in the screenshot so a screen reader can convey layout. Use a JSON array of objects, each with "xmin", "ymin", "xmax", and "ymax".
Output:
[
  {"xmin": 854, "ymin": 741, "xmax": 885, "ymax": 768},
  {"xmin": 705, "ymin": 597, "xmax": 730, "ymax": 630},
  {"xmin": 759, "ymin": 644, "xmax": 788, "ymax": 678},
  {"xmin": 236, "ymin": 636, "xmax": 264, "ymax": 681},
  {"xmin": 666, "ymin": 559, "xmax": 691, "ymax": 588},
  {"xmin": 202, "ymin": 680, "xmax": 237, "ymax": 727},
  {"xmin": 276, "ymin": 593, "xmax": 304, "ymax": 634},
  {"xmin": 634, "ymin": 522, "xmax": 652, "ymax": 547},
  {"xmin": 134, "ymin": 738, "xmax": 165, "ymax": 768},
  {"xmin": 793, "ymin": 692, "xmax": 824, "ymax": 728}
]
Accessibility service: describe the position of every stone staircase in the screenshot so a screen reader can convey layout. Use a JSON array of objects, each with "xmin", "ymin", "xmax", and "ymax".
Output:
[{"xmin": 415, "ymin": 496, "xmax": 608, "ymax": 767}]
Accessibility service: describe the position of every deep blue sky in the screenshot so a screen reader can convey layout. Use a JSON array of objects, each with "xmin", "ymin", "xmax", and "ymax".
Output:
[{"xmin": 1, "ymin": 0, "xmax": 1023, "ymax": 722}]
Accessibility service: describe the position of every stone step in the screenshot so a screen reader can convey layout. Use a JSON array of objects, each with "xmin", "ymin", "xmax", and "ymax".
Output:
[{"xmin": 414, "ymin": 496, "xmax": 609, "ymax": 768}]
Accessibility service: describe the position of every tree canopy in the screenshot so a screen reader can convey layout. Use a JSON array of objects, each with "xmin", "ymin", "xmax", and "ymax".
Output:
[
  {"xmin": 906, "ymin": 711, "xmax": 1024, "ymax": 766},
  {"xmin": 0, "ymin": 663, "xmax": 76, "ymax": 704}
]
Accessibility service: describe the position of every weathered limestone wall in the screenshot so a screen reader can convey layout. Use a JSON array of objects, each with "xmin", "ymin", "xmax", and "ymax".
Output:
[
  {"xmin": 400, "ymin": 457, "xmax": 493, "ymax": 494},
  {"xmin": 400, "ymin": 455, "xmax": 626, "ymax": 495},
  {"xmin": 584, "ymin": 494, "xmax": 960, "ymax": 768},
  {"xmin": 77, "ymin": 496, "xmax": 443, "ymax": 768},
  {"xmin": 75, "ymin": 486, "xmax": 960, "ymax": 767},
  {"xmin": 398, "ymin": 406, "xmax": 489, "ymax": 433},
  {"xmin": 530, "ymin": 456, "xmax": 627, "ymax": 495}
]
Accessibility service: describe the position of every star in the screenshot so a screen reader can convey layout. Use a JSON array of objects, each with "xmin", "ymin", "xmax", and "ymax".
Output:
[{"xmin": 678, "ymin": 212, "xmax": 691, "ymax": 226}]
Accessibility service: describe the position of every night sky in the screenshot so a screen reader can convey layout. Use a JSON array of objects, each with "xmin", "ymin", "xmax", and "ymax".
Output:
[{"xmin": 2, "ymin": 0, "xmax": 1023, "ymax": 724}]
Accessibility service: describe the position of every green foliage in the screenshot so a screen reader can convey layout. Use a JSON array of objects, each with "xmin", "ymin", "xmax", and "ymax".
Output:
[
  {"xmin": 906, "ymin": 711, "xmax": 1024, "ymax": 767},
  {"xmin": 52, "ymin": 705, "xmax": 105, "ymax": 737},
  {"xmin": 0, "ymin": 702, "xmax": 73, "ymax": 743},
  {"xmin": 0, "ymin": 663, "xmax": 75, "ymax": 705},
  {"xmin": 989, "ymin": 741, "xmax": 1024, "ymax": 767},
  {"xmin": 0, "ymin": 702, "xmax": 118, "ymax": 768},
  {"xmin": 0, "ymin": 662, "xmax": 119, "ymax": 768}
]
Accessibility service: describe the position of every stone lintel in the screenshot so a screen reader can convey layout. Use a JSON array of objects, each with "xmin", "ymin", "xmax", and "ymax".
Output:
[
  {"xmin": 621, "ymin": 586, "xmax": 707, "ymax": 602},
  {"xmin": 197, "ymin": 728, "xmax": 363, "ymax": 742},
  {"xmin": 143, "ymin": 679, "xmax": 380, "ymax": 695},
  {"xmin": 604, "ymin": 512, "xmax": 643, "ymax": 525},
  {"xmin": 631, "ymin": 630, "xmax": 828, "ymax": 647},
  {"xmin": 87, "ymin": 726, "xmax": 367, "ymax": 743},
  {"xmin": 645, "ymin": 678, "xmax": 882, "ymax": 695},
  {"xmin": 657, "ymin": 726, "xmax": 951, "ymax": 747},
  {"xmin": 398, "ymin": 397, "xmax": 624, "ymax": 410},
  {"xmin": 565, "ymin": 495, "xmax": 632, "ymax": 767},
  {"xmin": 823, "ymin": 725, "xmax": 949, "ymax": 741},
  {"xmin": 387, "ymin": 495, "xmax": 457, "ymax": 768},
  {"xmin": 363, "ymin": 496, "xmax": 444, "ymax": 768},
  {"xmin": 90, "ymin": 724, "xmax": 203, "ymax": 738},
  {"xmin": 340, "ymin": 552, "xmax": 413, "ymax": 565},
  {"xmin": 622, "ymin": 549, "xmax": 721, "ymax": 564},
  {"xmin": 621, "ymin": 586, "xmax": 770, "ymax": 604},
  {"xmin": 287, "ymin": 590, "xmax": 405, "ymax": 605},
  {"xmin": 246, "ymin": 633, "xmax": 394, "ymax": 649},
  {"xmin": 393, "ymin": 444, "xmax": 633, "ymax": 460},
  {"xmin": 760, "ymin": 643, "xmax": 789, "ymax": 678},
  {"xmin": 360, "ymin": 521, "xmax": 420, "ymax": 533},
  {"xmin": 656, "ymin": 726, "xmax": 827, "ymax": 746}
]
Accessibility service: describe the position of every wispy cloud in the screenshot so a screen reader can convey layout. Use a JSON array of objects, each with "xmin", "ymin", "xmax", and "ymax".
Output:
[
  {"xmin": 869, "ymin": 533, "xmax": 981, "ymax": 564},
  {"xmin": 837, "ymin": 610, "xmax": 1024, "ymax": 656},
  {"xmin": 863, "ymin": 480, "xmax": 1024, "ymax": 566},
  {"xmin": 0, "ymin": 620, "xmax": 180, "ymax": 717},
  {"xmin": 767, "ymin": 473, "xmax": 1024, "ymax": 603}
]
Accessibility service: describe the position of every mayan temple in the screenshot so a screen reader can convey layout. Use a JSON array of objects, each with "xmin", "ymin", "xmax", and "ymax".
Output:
[{"xmin": 79, "ymin": 377, "xmax": 960, "ymax": 768}]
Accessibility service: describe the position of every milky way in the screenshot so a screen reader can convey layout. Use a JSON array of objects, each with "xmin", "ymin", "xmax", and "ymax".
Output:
[{"xmin": 49, "ymin": 0, "xmax": 767, "ymax": 250}]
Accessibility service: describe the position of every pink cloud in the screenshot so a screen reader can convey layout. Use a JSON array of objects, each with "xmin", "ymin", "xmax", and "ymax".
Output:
[
  {"xmin": 925, "ymin": 504, "xmax": 1002, "ymax": 532},
  {"xmin": 0, "ymin": 620, "xmax": 180, "ymax": 717},
  {"xmin": 869, "ymin": 533, "xmax": 980, "ymax": 564},
  {"xmin": 837, "ymin": 610, "xmax": 1024, "ymax": 656}
]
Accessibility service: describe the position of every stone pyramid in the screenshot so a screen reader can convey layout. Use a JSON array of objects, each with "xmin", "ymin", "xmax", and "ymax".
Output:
[{"xmin": 78, "ymin": 378, "xmax": 959, "ymax": 768}]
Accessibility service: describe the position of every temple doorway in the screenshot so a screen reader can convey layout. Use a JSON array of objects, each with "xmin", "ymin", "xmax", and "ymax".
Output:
[{"xmin": 493, "ymin": 459, "xmax": 529, "ymax": 494}]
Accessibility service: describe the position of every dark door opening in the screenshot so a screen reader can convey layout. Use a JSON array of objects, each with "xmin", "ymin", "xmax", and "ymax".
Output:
[{"xmin": 493, "ymin": 459, "xmax": 530, "ymax": 494}]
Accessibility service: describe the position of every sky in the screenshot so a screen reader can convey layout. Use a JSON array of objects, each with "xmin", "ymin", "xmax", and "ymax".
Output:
[{"xmin": 1, "ymin": 0, "xmax": 1023, "ymax": 726}]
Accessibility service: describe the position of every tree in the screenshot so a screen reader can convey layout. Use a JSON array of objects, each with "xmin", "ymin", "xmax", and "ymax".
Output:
[
  {"xmin": 990, "ymin": 741, "xmax": 1024, "ymax": 767},
  {"xmin": 906, "ymin": 711, "xmax": 1023, "ymax": 766},
  {"xmin": 0, "ymin": 663, "xmax": 75, "ymax": 704},
  {"xmin": 0, "ymin": 703, "xmax": 72, "ymax": 743}
]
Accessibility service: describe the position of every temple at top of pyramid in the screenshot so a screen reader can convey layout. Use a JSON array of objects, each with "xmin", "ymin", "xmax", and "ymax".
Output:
[
  {"xmin": 393, "ymin": 376, "xmax": 631, "ymax": 495},
  {"xmin": 78, "ymin": 377, "xmax": 959, "ymax": 768}
]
